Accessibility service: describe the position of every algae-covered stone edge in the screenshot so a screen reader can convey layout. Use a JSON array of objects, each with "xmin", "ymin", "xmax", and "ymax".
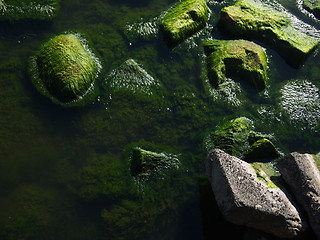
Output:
[{"xmin": 29, "ymin": 32, "xmax": 102, "ymax": 107}]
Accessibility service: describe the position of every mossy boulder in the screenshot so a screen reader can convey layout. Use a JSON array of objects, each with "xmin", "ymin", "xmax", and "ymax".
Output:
[
  {"xmin": 29, "ymin": 33, "xmax": 101, "ymax": 105},
  {"xmin": 303, "ymin": 0, "xmax": 320, "ymax": 19},
  {"xmin": 130, "ymin": 147, "xmax": 180, "ymax": 179},
  {"xmin": 0, "ymin": 0, "xmax": 59, "ymax": 21},
  {"xmin": 219, "ymin": 0, "xmax": 319, "ymax": 67},
  {"xmin": 160, "ymin": 0, "xmax": 209, "ymax": 48},
  {"xmin": 205, "ymin": 117, "xmax": 254, "ymax": 158},
  {"xmin": 204, "ymin": 39, "xmax": 268, "ymax": 90},
  {"xmin": 245, "ymin": 138, "xmax": 280, "ymax": 160},
  {"xmin": 205, "ymin": 117, "xmax": 280, "ymax": 160}
]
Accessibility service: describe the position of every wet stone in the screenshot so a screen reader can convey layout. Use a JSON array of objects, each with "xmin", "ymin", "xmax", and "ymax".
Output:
[
  {"xmin": 219, "ymin": 0, "xmax": 319, "ymax": 67},
  {"xmin": 29, "ymin": 33, "xmax": 101, "ymax": 105},
  {"xmin": 277, "ymin": 152, "xmax": 320, "ymax": 239},
  {"xmin": 160, "ymin": 0, "xmax": 209, "ymax": 48},
  {"xmin": 206, "ymin": 149, "xmax": 306, "ymax": 238},
  {"xmin": 204, "ymin": 39, "xmax": 268, "ymax": 90}
]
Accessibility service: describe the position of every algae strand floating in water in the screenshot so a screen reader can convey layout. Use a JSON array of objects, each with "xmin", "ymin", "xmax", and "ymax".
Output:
[
  {"xmin": 0, "ymin": 0, "xmax": 60, "ymax": 21},
  {"xmin": 29, "ymin": 33, "xmax": 102, "ymax": 106}
]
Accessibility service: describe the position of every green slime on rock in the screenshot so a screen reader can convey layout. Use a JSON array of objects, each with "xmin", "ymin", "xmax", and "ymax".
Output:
[
  {"xmin": 204, "ymin": 39, "xmax": 268, "ymax": 90},
  {"xmin": 219, "ymin": 0, "xmax": 319, "ymax": 67},
  {"xmin": 29, "ymin": 33, "xmax": 101, "ymax": 106},
  {"xmin": 160, "ymin": 0, "xmax": 209, "ymax": 48}
]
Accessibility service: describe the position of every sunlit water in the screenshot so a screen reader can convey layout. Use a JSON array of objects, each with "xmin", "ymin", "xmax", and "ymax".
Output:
[{"xmin": 0, "ymin": 0, "xmax": 319, "ymax": 239}]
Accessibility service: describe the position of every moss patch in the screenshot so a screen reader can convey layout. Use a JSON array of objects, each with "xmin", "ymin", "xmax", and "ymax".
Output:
[
  {"xmin": 130, "ymin": 147, "xmax": 180, "ymax": 180},
  {"xmin": 219, "ymin": 0, "xmax": 319, "ymax": 67},
  {"xmin": 303, "ymin": 0, "xmax": 320, "ymax": 18},
  {"xmin": 204, "ymin": 39, "xmax": 268, "ymax": 90},
  {"xmin": 29, "ymin": 33, "xmax": 101, "ymax": 105},
  {"xmin": 0, "ymin": 0, "xmax": 59, "ymax": 21},
  {"xmin": 251, "ymin": 162, "xmax": 280, "ymax": 188},
  {"xmin": 245, "ymin": 138, "xmax": 280, "ymax": 161},
  {"xmin": 160, "ymin": 0, "xmax": 209, "ymax": 48}
]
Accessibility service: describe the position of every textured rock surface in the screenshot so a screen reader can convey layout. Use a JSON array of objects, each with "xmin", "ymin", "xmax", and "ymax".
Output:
[
  {"xmin": 204, "ymin": 39, "xmax": 268, "ymax": 90},
  {"xmin": 103, "ymin": 59, "xmax": 161, "ymax": 95},
  {"xmin": 130, "ymin": 147, "xmax": 180, "ymax": 179},
  {"xmin": 30, "ymin": 33, "xmax": 101, "ymax": 104},
  {"xmin": 303, "ymin": 0, "xmax": 320, "ymax": 19},
  {"xmin": 205, "ymin": 117, "xmax": 254, "ymax": 158},
  {"xmin": 206, "ymin": 149, "xmax": 306, "ymax": 238},
  {"xmin": 0, "ymin": 0, "xmax": 59, "ymax": 21},
  {"xmin": 160, "ymin": 0, "xmax": 209, "ymax": 48},
  {"xmin": 277, "ymin": 152, "xmax": 320, "ymax": 238},
  {"xmin": 219, "ymin": 0, "xmax": 319, "ymax": 67}
]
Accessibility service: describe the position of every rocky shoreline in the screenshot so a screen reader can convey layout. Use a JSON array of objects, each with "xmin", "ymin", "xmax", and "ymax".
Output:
[{"xmin": 206, "ymin": 149, "xmax": 320, "ymax": 239}]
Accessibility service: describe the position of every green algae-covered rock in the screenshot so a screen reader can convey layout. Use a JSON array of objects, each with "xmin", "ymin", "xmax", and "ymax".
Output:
[
  {"xmin": 0, "ymin": 0, "xmax": 59, "ymax": 21},
  {"xmin": 303, "ymin": 0, "xmax": 320, "ymax": 19},
  {"xmin": 103, "ymin": 59, "xmax": 161, "ymax": 96},
  {"xmin": 29, "ymin": 33, "xmax": 101, "ymax": 105},
  {"xmin": 245, "ymin": 138, "xmax": 280, "ymax": 160},
  {"xmin": 205, "ymin": 117, "xmax": 254, "ymax": 158},
  {"xmin": 130, "ymin": 147, "xmax": 180, "ymax": 179},
  {"xmin": 204, "ymin": 39, "xmax": 268, "ymax": 90},
  {"xmin": 160, "ymin": 0, "xmax": 209, "ymax": 48},
  {"xmin": 219, "ymin": 0, "xmax": 319, "ymax": 67},
  {"xmin": 205, "ymin": 117, "xmax": 280, "ymax": 160}
]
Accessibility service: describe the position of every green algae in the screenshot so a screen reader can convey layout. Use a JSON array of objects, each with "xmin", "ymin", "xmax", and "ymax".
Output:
[
  {"xmin": 160, "ymin": 0, "xmax": 209, "ymax": 48},
  {"xmin": 29, "ymin": 33, "xmax": 101, "ymax": 106},
  {"xmin": 130, "ymin": 147, "xmax": 180, "ymax": 179},
  {"xmin": 303, "ymin": 0, "xmax": 320, "ymax": 18},
  {"xmin": 0, "ymin": 0, "xmax": 59, "ymax": 21},
  {"xmin": 219, "ymin": 0, "xmax": 319, "ymax": 67},
  {"xmin": 204, "ymin": 39, "xmax": 268, "ymax": 90},
  {"xmin": 79, "ymin": 153, "xmax": 135, "ymax": 201},
  {"xmin": 205, "ymin": 117, "xmax": 254, "ymax": 158},
  {"xmin": 245, "ymin": 138, "xmax": 280, "ymax": 160},
  {"xmin": 251, "ymin": 162, "xmax": 280, "ymax": 188},
  {"xmin": 103, "ymin": 58, "xmax": 162, "ymax": 97},
  {"xmin": 205, "ymin": 117, "xmax": 280, "ymax": 160},
  {"xmin": 278, "ymin": 79, "xmax": 320, "ymax": 131}
]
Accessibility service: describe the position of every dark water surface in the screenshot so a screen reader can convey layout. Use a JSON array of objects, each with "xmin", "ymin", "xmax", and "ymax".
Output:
[{"xmin": 0, "ymin": 0, "xmax": 319, "ymax": 239}]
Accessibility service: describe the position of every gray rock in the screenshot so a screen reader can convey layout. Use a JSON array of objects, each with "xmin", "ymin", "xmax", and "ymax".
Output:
[
  {"xmin": 206, "ymin": 149, "xmax": 306, "ymax": 238},
  {"xmin": 277, "ymin": 152, "xmax": 320, "ymax": 239}
]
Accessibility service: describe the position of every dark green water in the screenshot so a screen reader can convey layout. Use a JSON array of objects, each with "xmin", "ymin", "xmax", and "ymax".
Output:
[{"xmin": 0, "ymin": 0, "xmax": 319, "ymax": 239}]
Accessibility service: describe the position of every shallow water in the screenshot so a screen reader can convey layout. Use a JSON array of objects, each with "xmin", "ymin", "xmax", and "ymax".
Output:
[{"xmin": 0, "ymin": 0, "xmax": 319, "ymax": 239}]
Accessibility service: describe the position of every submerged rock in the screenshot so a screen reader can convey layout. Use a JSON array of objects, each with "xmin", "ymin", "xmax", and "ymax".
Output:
[
  {"xmin": 204, "ymin": 39, "xmax": 268, "ymax": 90},
  {"xmin": 206, "ymin": 149, "xmax": 306, "ymax": 238},
  {"xmin": 205, "ymin": 117, "xmax": 279, "ymax": 160},
  {"xmin": 160, "ymin": 0, "xmax": 209, "ymax": 48},
  {"xmin": 205, "ymin": 117, "xmax": 254, "ymax": 158},
  {"xmin": 219, "ymin": 0, "xmax": 319, "ymax": 67},
  {"xmin": 29, "ymin": 33, "xmax": 101, "ymax": 105},
  {"xmin": 130, "ymin": 147, "xmax": 180, "ymax": 179},
  {"xmin": 303, "ymin": 0, "xmax": 320, "ymax": 19},
  {"xmin": 279, "ymin": 79, "xmax": 320, "ymax": 130},
  {"xmin": 277, "ymin": 152, "xmax": 320, "ymax": 238},
  {"xmin": 124, "ymin": 17, "xmax": 159, "ymax": 43},
  {"xmin": 0, "ymin": 0, "xmax": 59, "ymax": 21},
  {"xmin": 103, "ymin": 59, "xmax": 161, "ymax": 96}
]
